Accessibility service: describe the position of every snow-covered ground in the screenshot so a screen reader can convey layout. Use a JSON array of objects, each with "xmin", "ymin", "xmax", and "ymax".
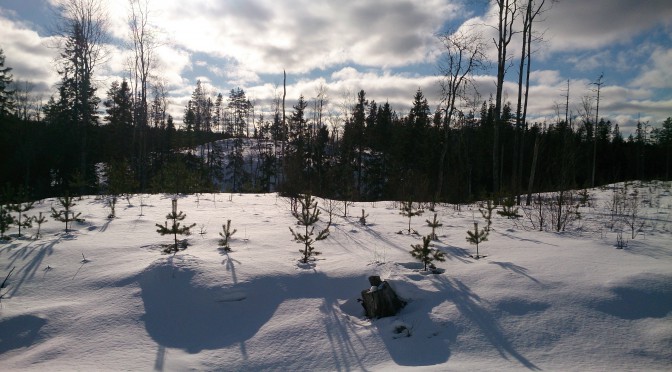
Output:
[{"xmin": 1, "ymin": 181, "xmax": 671, "ymax": 371}]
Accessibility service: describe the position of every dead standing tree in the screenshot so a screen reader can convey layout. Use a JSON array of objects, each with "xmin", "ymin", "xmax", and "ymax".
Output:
[
  {"xmin": 53, "ymin": 0, "xmax": 110, "ymax": 186},
  {"xmin": 127, "ymin": 0, "xmax": 159, "ymax": 190},
  {"xmin": 492, "ymin": 0, "xmax": 519, "ymax": 195},
  {"xmin": 434, "ymin": 29, "xmax": 487, "ymax": 205},
  {"xmin": 514, "ymin": 0, "xmax": 553, "ymax": 204}
]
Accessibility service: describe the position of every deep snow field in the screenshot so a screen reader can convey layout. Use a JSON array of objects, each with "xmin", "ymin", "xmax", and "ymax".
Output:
[{"xmin": 1, "ymin": 181, "xmax": 671, "ymax": 371}]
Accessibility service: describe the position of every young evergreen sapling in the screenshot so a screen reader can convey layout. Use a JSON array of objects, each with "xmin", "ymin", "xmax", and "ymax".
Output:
[
  {"xmin": 8, "ymin": 200, "xmax": 34, "ymax": 238},
  {"xmin": 50, "ymin": 194, "xmax": 84, "ymax": 233},
  {"xmin": 155, "ymin": 199, "xmax": 195, "ymax": 254},
  {"xmin": 497, "ymin": 196, "xmax": 522, "ymax": 219},
  {"xmin": 410, "ymin": 235, "xmax": 446, "ymax": 271},
  {"xmin": 359, "ymin": 209, "xmax": 369, "ymax": 226},
  {"xmin": 426, "ymin": 213, "xmax": 442, "ymax": 240},
  {"xmin": 289, "ymin": 194, "xmax": 330, "ymax": 264},
  {"xmin": 219, "ymin": 219, "xmax": 237, "ymax": 251},
  {"xmin": 105, "ymin": 195, "xmax": 117, "ymax": 219},
  {"xmin": 400, "ymin": 200, "xmax": 424, "ymax": 234},
  {"xmin": 479, "ymin": 199, "xmax": 495, "ymax": 232},
  {"xmin": 466, "ymin": 222, "xmax": 488, "ymax": 259},
  {"xmin": 0, "ymin": 206, "xmax": 12, "ymax": 240},
  {"xmin": 34, "ymin": 212, "xmax": 47, "ymax": 239}
]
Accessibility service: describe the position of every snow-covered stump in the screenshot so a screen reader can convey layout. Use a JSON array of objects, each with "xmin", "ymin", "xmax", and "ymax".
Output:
[{"xmin": 360, "ymin": 276, "xmax": 405, "ymax": 319}]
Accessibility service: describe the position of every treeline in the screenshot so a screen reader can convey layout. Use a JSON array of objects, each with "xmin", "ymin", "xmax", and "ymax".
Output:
[
  {"xmin": 1, "ymin": 80, "xmax": 671, "ymax": 204},
  {"xmin": 275, "ymin": 88, "xmax": 672, "ymax": 203},
  {"xmin": 2, "ymin": 17, "xmax": 672, "ymax": 206}
]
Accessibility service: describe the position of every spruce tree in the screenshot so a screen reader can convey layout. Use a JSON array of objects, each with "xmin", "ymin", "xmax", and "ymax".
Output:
[
  {"xmin": 410, "ymin": 235, "xmax": 446, "ymax": 271},
  {"xmin": 155, "ymin": 199, "xmax": 195, "ymax": 254},
  {"xmin": 289, "ymin": 194, "xmax": 330, "ymax": 264},
  {"xmin": 0, "ymin": 48, "xmax": 15, "ymax": 117},
  {"xmin": 51, "ymin": 194, "xmax": 84, "ymax": 233}
]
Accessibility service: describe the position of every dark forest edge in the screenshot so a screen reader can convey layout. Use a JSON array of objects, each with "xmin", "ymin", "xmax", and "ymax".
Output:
[{"xmin": 1, "ymin": 92, "xmax": 671, "ymax": 206}]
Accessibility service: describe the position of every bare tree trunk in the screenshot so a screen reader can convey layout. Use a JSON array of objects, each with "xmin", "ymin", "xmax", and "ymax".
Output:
[
  {"xmin": 526, "ymin": 133, "xmax": 540, "ymax": 205},
  {"xmin": 128, "ymin": 0, "xmax": 157, "ymax": 191},
  {"xmin": 591, "ymin": 73, "xmax": 603, "ymax": 187},
  {"xmin": 492, "ymin": 0, "xmax": 518, "ymax": 195},
  {"xmin": 435, "ymin": 30, "xmax": 486, "ymax": 205}
]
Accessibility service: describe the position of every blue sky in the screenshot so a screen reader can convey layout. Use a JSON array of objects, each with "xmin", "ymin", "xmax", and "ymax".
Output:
[{"xmin": 1, "ymin": 0, "xmax": 670, "ymax": 134}]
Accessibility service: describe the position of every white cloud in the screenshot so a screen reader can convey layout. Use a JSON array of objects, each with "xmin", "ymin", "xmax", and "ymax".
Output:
[
  {"xmin": 632, "ymin": 47, "xmax": 672, "ymax": 90},
  {"xmin": 0, "ymin": 13, "xmax": 60, "ymax": 92}
]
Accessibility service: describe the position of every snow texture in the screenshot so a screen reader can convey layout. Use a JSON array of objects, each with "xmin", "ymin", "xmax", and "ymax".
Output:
[{"xmin": 1, "ymin": 181, "xmax": 671, "ymax": 371}]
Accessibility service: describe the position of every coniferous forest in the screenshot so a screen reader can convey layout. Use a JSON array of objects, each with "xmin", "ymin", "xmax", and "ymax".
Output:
[{"xmin": 0, "ymin": 0, "xmax": 671, "ymax": 206}]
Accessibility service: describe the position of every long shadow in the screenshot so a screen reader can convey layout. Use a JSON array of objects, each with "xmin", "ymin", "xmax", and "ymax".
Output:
[
  {"xmin": 434, "ymin": 243, "xmax": 472, "ymax": 263},
  {"xmin": 320, "ymin": 297, "xmax": 372, "ymax": 371},
  {"xmin": 6, "ymin": 238, "xmax": 59, "ymax": 296},
  {"xmin": 497, "ymin": 231, "xmax": 558, "ymax": 247},
  {"xmin": 489, "ymin": 261, "xmax": 542, "ymax": 285},
  {"xmin": 221, "ymin": 252, "xmax": 240, "ymax": 285},
  {"xmin": 433, "ymin": 276, "xmax": 540, "ymax": 370},
  {"xmin": 130, "ymin": 259, "xmax": 371, "ymax": 362}
]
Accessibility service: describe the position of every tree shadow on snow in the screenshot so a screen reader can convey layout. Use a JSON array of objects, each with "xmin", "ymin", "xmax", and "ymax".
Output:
[
  {"xmin": 5, "ymin": 238, "xmax": 59, "ymax": 297},
  {"xmin": 0, "ymin": 314, "xmax": 47, "ymax": 353},
  {"xmin": 133, "ymin": 257, "xmax": 372, "ymax": 367},
  {"xmin": 378, "ymin": 276, "xmax": 540, "ymax": 370}
]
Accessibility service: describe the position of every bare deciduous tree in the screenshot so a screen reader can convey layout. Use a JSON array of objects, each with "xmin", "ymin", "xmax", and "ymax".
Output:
[
  {"xmin": 492, "ymin": 0, "xmax": 519, "ymax": 194},
  {"xmin": 434, "ymin": 29, "xmax": 487, "ymax": 205},
  {"xmin": 53, "ymin": 0, "xmax": 109, "ymax": 180}
]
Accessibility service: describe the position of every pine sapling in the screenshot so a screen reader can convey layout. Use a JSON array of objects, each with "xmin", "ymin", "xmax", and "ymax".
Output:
[
  {"xmin": 359, "ymin": 209, "xmax": 369, "ymax": 226},
  {"xmin": 497, "ymin": 196, "xmax": 522, "ymax": 219},
  {"xmin": 105, "ymin": 195, "xmax": 117, "ymax": 219},
  {"xmin": 479, "ymin": 199, "xmax": 495, "ymax": 232},
  {"xmin": 426, "ymin": 213, "xmax": 443, "ymax": 240},
  {"xmin": 8, "ymin": 200, "xmax": 35, "ymax": 238},
  {"xmin": 0, "ymin": 206, "xmax": 12, "ymax": 240},
  {"xmin": 51, "ymin": 194, "xmax": 84, "ymax": 233},
  {"xmin": 400, "ymin": 200, "xmax": 424, "ymax": 234},
  {"xmin": 34, "ymin": 212, "xmax": 47, "ymax": 239},
  {"xmin": 466, "ymin": 222, "xmax": 488, "ymax": 259},
  {"xmin": 289, "ymin": 194, "xmax": 330, "ymax": 264},
  {"xmin": 155, "ymin": 199, "xmax": 196, "ymax": 254},
  {"xmin": 410, "ymin": 235, "xmax": 446, "ymax": 271},
  {"xmin": 219, "ymin": 219, "xmax": 237, "ymax": 251}
]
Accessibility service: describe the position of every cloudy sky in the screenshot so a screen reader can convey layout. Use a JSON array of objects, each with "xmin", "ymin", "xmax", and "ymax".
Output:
[{"xmin": 1, "ymin": 0, "xmax": 670, "ymax": 134}]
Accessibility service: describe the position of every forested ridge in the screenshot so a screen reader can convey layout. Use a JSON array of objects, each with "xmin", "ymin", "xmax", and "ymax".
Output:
[{"xmin": 0, "ymin": 0, "xmax": 671, "ymax": 205}]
